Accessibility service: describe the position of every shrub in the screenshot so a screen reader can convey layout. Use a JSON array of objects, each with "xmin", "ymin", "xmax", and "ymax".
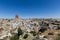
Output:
[
  {"xmin": 48, "ymin": 32, "xmax": 54, "ymax": 35},
  {"xmin": 43, "ymin": 36, "xmax": 47, "ymax": 38},
  {"xmin": 18, "ymin": 27, "xmax": 23, "ymax": 37},
  {"xmin": 56, "ymin": 36, "xmax": 60, "ymax": 40},
  {"xmin": 23, "ymin": 34, "xmax": 28, "ymax": 39},
  {"xmin": 10, "ymin": 34, "xmax": 19, "ymax": 40},
  {"xmin": 58, "ymin": 34, "xmax": 60, "ymax": 36},
  {"xmin": 57, "ymin": 27, "xmax": 60, "ymax": 30},
  {"xmin": 30, "ymin": 31, "xmax": 37, "ymax": 36},
  {"xmin": 39, "ymin": 27, "xmax": 47, "ymax": 33},
  {"xmin": 33, "ymin": 37, "xmax": 40, "ymax": 40}
]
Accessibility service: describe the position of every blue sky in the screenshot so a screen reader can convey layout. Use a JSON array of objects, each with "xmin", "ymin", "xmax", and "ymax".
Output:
[{"xmin": 0, "ymin": 0, "xmax": 60, "ymax": 18}]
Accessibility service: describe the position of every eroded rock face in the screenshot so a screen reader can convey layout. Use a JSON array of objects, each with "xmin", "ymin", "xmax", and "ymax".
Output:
[
  {"xmin": 0, "ymin": 15, "xmax": 20, "ymax": 40},
  {"xmin": 0, "ymin": 15, "xmax": 60, "ymax": 40}
]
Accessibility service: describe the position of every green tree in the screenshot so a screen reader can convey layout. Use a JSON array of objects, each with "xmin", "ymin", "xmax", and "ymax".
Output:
[
  {"xmin": 18, "ymin": 27, "xmax": 23, "ymax": 37},
  {"xmin": 23, "ymin": 34, "xmax": 28, "ymax": 39},
  {"xmin": 10, "ymin": 34, "xmax": 19, "ymax": 40},
  {"xmin": 56, "ymin": 36, "xmax": 60, "ymax": 40},
  {"xmin": 30, "ymin": 31, "xmax": 37, "ymax": 36}
]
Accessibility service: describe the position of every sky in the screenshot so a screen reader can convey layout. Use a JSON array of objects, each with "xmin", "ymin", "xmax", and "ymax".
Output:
[{"xmin": 0, "ymin": 0, "xmax": 60, "ymax": 18}]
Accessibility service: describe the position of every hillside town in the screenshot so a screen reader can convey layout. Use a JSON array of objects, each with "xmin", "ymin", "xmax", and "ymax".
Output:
[{"xmin": 0, "ymin": 15, "xmax": 60, "ymax": 40}]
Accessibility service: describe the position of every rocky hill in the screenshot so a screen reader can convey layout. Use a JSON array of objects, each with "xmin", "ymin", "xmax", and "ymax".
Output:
[{"xmin": 0, "ymin": 15, "xmax": 60, "ymax": 40}]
